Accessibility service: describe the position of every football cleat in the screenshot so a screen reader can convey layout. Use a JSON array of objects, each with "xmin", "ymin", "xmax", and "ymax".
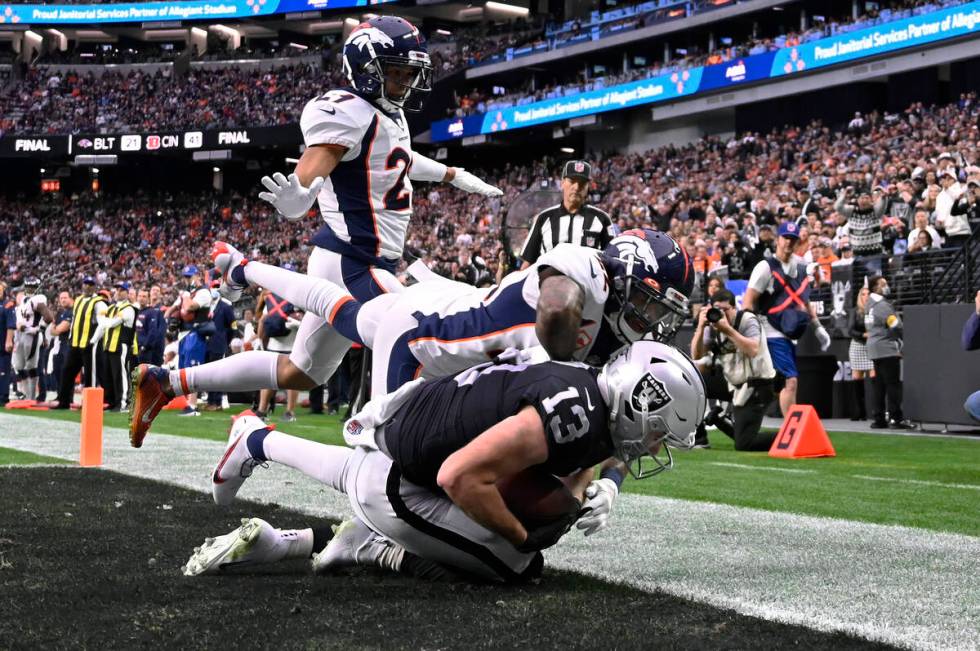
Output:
[
  {"xmin": 211, "ymin": 241, "xmax": 249, "ymax": 302},
  {"xmin": 312, "ymin": 517, "xmax": 385, "ymax": 574},
  {"xmin": 128, "ymin": 364, "xmax": 173, "ymax": 448},
  {"xmin": 211, "ymin": 409, "xmax": 271, "ymax": 506},
  {"xmin": 182, "ymin": 517, "xmax": 281, "ymax": 576}
]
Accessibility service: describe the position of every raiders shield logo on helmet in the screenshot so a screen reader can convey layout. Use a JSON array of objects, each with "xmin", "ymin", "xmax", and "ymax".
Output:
[{"xmin": 630, "ymin": 373, "xmax": 672, "ymax": 413}]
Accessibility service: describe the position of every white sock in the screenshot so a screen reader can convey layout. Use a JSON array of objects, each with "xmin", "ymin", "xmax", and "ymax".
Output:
[
  {"xmin": 169, "ymin": 350, "xmax": 281, "ymax": 396},
  {"xmin": 27, "ymin": 377, "xmax": 37, "ymax": 400},
  {"xmin": 261, "ymin": 430, "xmax": 353, "ymax": 494},
  {"xmin": 243, "ymin": 260, "xmax": 351, "ymax": 319},
  {"xmin": 278, "ymin": 528, "xmax": 314, "ymax": 560}
]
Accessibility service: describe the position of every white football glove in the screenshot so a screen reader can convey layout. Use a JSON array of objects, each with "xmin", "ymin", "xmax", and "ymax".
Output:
[
  {"xmin": 258, "ymin": 172, "xmax": 325, "ymax": 221},
  {"xmin": 575, "ymin": 478, "xmax": 619, "ymax": 537},
  {"xmin": 449, "ymin": 168, "xmax": 503, "ymax": 197},
  {"xmin": 493, "ymin": 345, "xmax": 551, "ymax": 366},
  {"xmin": 814, "ymin": 324, "xmax": 832, "ymax": 352}
]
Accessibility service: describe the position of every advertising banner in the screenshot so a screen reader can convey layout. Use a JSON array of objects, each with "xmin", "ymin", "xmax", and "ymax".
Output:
[
  {"xmin": 0, "ymin": 0, "xmax": 395, "ymax": 26},
  {"xmin": 770, "ymin": 2, "xmax": 980, "ymax": 77},
  {"xmin": 430, "ymin": 1, "xmax": 980, "ymax": 142}
]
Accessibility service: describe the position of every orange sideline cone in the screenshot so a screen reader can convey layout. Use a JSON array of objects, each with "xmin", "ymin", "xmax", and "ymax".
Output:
[
  {"xmin": 162, "ymin": 395, "xmax": 189, "ymax": 411},
  {"xmin": 79, "ymin": 387, "xmax": 104, "ymax": 467},
  {"xmin": 768, "ymin": 404, "xmax": 836, "ymax": 458}
]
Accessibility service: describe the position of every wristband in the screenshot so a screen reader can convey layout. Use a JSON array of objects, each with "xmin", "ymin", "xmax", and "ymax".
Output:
[{"xmin": 600, "ymin": 466, "xmax": 625, "ymax": 489}]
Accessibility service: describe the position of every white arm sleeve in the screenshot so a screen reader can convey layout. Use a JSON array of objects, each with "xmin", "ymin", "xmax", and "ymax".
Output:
[
  {"xmin": 409, "ymin": 152, "xmax": 448, "ymax": 182},
  {"xmin": 121, "ymin": 306, "xmax": 136, "ymax": 328}
]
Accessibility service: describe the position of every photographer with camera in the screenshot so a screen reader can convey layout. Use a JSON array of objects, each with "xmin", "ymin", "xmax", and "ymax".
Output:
[{"xmin": 691, "ymin": 289, "xmax": 777, "ymax": 451}]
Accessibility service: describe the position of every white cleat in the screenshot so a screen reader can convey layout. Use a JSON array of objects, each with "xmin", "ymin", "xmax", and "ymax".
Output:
[
  {"xmin": 211, "ymin": 409, "xmax": 271, "ymax": 506},
  {"xmin": 210, "ymin": 241, "xmax": 248, "ymax": 302},
  {"xmin": 312, "ymin": 517, "xmax": 386, "ymax": 574},
  {"xmin": 182, "ymin": 517, "xmax": 280, "ymax": 576}
]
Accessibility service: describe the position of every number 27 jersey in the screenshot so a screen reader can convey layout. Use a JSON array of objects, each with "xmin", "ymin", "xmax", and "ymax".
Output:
[{"xmin": 300, "ymin": 89, "xmax": 414, "ymax": 270}]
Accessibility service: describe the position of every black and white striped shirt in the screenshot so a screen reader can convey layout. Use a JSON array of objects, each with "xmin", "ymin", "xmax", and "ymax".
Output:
[{"xmin": 520, "ymin": 203, "xmax": 613, "ymax": 264}]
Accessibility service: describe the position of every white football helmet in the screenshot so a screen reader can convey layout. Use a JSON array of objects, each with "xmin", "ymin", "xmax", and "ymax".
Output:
[{"xmin": 597, "ymin": 341, "xmax": 706, "ymax": 479}]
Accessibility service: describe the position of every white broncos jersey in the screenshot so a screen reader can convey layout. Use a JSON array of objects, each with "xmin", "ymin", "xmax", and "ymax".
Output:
[
  {"xmin": 406, "ymin": 244, "xmax": 610, "ymax": 379},
  {"xmin": 15, "ymin": 294, "xmax": 47, "ymax": 341},
  {"xmin": 301, "ymin": 89, "xmax": 414, "ymax": 269}
]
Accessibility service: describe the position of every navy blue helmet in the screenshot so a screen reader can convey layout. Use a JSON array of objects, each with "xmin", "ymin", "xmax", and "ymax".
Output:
[
  {"xmin": 342, "ymin": 16, "xmax": 433, "ymax": 112},
  {"xmin": 601, "ymin": 229, "xmax": 694, "ymax": 343}
]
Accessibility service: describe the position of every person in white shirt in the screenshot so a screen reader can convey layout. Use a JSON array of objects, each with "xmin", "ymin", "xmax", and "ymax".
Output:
[
  {"xmin": 907, "ymin": 208, "xmax": 943, "ymax": 250},
  {"xmin": 935, "ymin": 170, "xmax": 970, "ymax": 247}
]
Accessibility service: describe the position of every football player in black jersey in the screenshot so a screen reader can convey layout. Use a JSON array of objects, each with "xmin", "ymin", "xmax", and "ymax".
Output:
[{"xmin": 183, "ymin": 341, "xmax": 705, "ymax": 583}]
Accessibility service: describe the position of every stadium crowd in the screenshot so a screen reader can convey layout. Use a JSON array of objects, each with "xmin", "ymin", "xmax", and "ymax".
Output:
[{"xmin": 0, "ymin": 61, "xmax": 342, "ymax": 135}]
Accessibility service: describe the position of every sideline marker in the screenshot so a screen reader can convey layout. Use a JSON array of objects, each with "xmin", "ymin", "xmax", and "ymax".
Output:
[
  {"xmin": 79, "ymin": 387, "xmax": 104, "ymax": 467},
  {"xmin": 162, "ymin": 395, "xmax": 189, "ymax": 411},
  {"xmin": 768, "ymin": 404, "xmax": 836, "ymax": 459}
]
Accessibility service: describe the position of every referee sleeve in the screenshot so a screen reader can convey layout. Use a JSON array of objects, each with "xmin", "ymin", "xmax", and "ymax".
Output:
[
  {"xmin": 520, "ymin": 211, "xmax": 545, "ymax": 265},
  {"xmin": 594, "ymin": 208, "xmax": 613, "ymax": 249}
]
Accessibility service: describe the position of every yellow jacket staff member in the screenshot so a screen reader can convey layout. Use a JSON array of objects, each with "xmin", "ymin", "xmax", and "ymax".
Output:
[
  {"xmin": 55, "ymin": 276, "xmax": 108, "ymax": 409},
  {"xmin": 100, "ymin": 281, "xmax": 140, "ymax": 412}
]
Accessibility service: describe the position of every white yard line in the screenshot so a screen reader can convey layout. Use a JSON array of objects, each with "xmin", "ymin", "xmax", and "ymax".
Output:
[
  {"xmin": 851, "ymin": 474, "xmax": 980, "ymax": 492},
  {"xmin": 708, "ymin": 461, "xmax": 817, "ymax": 474},
  {"xmin": 709, "ymin": 463, "xmax": 980, "ymax": 492},
  {"xmin": 0, "ymin": 413, "xmax": 977, "ymax": 651}
]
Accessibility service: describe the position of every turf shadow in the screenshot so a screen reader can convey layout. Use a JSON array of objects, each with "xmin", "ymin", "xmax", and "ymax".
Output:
[{"xmin": 0, "ymin": 468, "xmax": 895, "ymax": 650}]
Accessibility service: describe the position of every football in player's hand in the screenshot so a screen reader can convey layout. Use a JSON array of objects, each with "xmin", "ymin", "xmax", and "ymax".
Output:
[{"xmin": 497, "ymin": 469, "xmax": 581, "ymax": 531}]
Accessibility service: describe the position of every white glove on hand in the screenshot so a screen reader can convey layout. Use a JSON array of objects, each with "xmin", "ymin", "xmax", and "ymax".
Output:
[
  {"xmin": 258, "ymin": 172, "xmax": 325, "ymax": 221},
  {"xmin": 575, "ymin": 478, "xmax": 619, "ymax": 537},
  {"xmin": 815, "ymin": 324, "xmax": 832, "ymax": 352},
  {"xmin": 449, "ymin": 168, "xmax": 503, "ymax": 197}
]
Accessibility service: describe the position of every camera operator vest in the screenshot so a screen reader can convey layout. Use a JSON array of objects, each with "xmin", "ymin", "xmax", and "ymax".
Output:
[{"xmin": 757, "ymin": 258, "xmax": 811, "ymax": 339}]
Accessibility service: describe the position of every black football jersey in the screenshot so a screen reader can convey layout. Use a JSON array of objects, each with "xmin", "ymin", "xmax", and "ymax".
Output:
[{"xmin": 383, "ymin": 361, "xmax": 613, "ymax": 491}]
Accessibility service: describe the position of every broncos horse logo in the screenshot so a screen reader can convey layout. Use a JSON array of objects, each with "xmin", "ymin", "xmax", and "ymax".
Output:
[{"xmin": 347, "ymin": 26, "xmax": 395, "ymax": 55}]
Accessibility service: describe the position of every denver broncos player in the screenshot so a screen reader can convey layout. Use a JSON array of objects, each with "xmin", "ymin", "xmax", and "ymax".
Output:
[
  {"xmin": 129, "ymin": 16, "xmax": 501, "ymax": 447},
  {"xmin": 207, "ymin": 229, "xmax": 693, "ymax": 399}
]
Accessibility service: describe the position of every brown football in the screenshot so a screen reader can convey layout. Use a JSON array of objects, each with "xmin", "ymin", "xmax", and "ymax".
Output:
[{"xmin": 497, "ymin": 468, "xmax": 581, "ymax": 530}]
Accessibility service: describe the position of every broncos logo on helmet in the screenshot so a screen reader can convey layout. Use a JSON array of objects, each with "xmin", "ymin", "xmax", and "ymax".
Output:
[
  {"xmin": 342, "ymin": 16, "xmax": 433, "ymax": 112},
  {"xmin": 601, "ymin": 229, "xmax": 694, "ymax": 344}
]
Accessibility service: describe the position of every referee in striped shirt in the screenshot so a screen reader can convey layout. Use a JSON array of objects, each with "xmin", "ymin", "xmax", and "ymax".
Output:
[{"xmin": 520, "ymin": 160, "xmax": 613, "ymax": 268}]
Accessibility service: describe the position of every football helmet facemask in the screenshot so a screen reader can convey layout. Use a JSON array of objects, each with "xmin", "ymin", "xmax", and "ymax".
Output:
[
  {"xmin": 597, "ymin": 341, "xmax": 706, "ymax": 479},
  {"xmin": 342, "ymin": 16, "xmax": 433, "ymax": 112},
  {"xmin": 601, "ymin": 229, "xmax": 694, "ymax": 344}
]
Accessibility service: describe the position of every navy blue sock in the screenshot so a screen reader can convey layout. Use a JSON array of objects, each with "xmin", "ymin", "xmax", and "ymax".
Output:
[
  {"xmin": 330, "ymin": 300, "xmax": 364, "ymax": 345},
  {"xmin": 230, "ymin": 263, "xmax": 247, "ymax": 287},
  {"xmin": 245, "ymin": 427, "xmax": 272, "ymax": 462}
]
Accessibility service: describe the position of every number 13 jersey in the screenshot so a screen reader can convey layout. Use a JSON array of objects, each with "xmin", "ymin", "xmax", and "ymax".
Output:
[
  {"xmin": 301, "ymin": 89, "xmax": 414, "ymax": 271},
  {"xmin": 382, "ymin": 360, "xmax": 613, "ymax": 492}
]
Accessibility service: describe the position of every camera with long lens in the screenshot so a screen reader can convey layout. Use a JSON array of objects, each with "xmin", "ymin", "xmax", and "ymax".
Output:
[{"xmin": 706, "ymin": 307, "xmax": 724, "ymax": 324}]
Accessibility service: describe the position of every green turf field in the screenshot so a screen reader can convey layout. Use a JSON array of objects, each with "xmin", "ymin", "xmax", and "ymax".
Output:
[
  {"xmin": 7, "ymin": 407, "xmax": 980, "ymax": 536},
  {"xmin": 0, "ymin": 445, "xmax": 72, "ymax": 466}
]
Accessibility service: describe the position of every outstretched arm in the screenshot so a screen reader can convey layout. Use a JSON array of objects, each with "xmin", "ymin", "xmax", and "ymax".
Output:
[{"xmin": 437, "ymin": 405, "xmax": 549, "ymax": 547}]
